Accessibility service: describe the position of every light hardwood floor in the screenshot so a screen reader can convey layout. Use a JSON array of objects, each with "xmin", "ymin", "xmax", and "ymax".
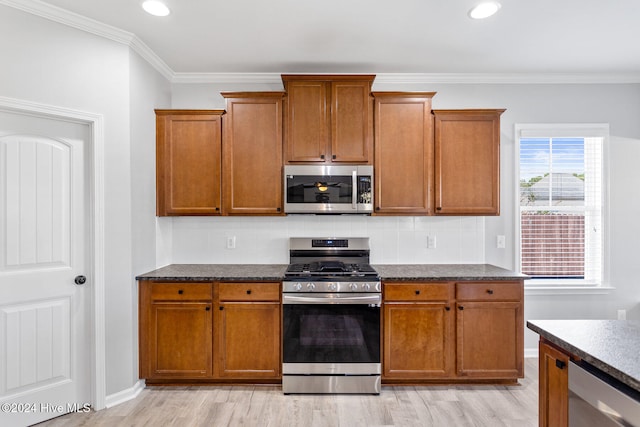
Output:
[{"xmin": 36, "ymin": 359, "xmax": 538, "ymax": 427}]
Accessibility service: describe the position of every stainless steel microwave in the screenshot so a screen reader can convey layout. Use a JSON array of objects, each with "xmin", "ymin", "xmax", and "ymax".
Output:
[{"xmin": 284, "ymin": 165, "xmax": 373, "ymax": 214}]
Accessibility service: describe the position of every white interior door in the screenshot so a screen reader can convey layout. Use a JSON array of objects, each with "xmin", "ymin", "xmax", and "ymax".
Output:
[{"xmin": 0, "ymin": 110, "xmax": 91, "ymax": 426}]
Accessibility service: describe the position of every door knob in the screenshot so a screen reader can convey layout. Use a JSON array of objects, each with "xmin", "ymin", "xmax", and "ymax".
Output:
[{"xmin": 74, "ymin": 275, "xmax": 87, "ymax": 285}]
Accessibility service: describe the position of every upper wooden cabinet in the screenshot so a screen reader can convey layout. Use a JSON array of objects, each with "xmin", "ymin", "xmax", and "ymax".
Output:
[
  {"xmin": 282, "ymin": 75, "xmax": 374, "ymax": 164},
  {"xmin": 155, "ymin": 110, "xmax": 224, "ymax": 216},
  {"xmin": 373, "ymin": 92, "xmax": 435, "ymax": 215},
  {"xmin": 221, "ymin": 92, "xmax": 285, "ymax": 215},
  {"xmin": 433, "ymin": 109, "xmax": 504, "ymax": 215}
]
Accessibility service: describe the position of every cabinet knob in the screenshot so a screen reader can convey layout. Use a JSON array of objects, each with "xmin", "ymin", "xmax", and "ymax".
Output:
[
  {"xmin": 178, "ymin": 289, "xmax": 184, "ymax": 295},
  {"xmin": 555, "ymin": 359, "xmax": 566, "ymax": 370},
  {"xmin": 276, "ymin": 207, "xmax": 281, "ymax": 212},
  {"xmin": 487, "ymin": 289, "xmax": 494, "ymax": 295},
  {"xmin": 445, "ymin": 306, "xmax": 451, "ymax": 311},
  {"xmin": 215, "ymin": 207, "xmax": 220, "ymax": 212},
  {"xmin": 246, "ymin": 289, "xmax": 252, "ymax": 295},
  {"xmin": 436, "ymin": 207, "xmax": 442, "ymax": 211},
  {"xmin": 320, "ymin": 154, "xmax": 325, "ymax": 160},
  {"xmin": 376, "ymin": 207, "xmax": 380, "ymax": 211},
  {"xmin": 219, "ymin": 306, "xmax": 224, "ymax": 311},
  {"xmin": 415, "ymin": 290, "xmax": 421, "ymax": 295},
  {"xmin": 205, "ymin": 306, "xmax": 210, "ymax": 311},
  {"xmin": 458, "ymin": 306, "xmax": 464, "ymax": 310},
  {"xmin": 332, "ymin": 155, "xmax": 336, "ymax": 159}
]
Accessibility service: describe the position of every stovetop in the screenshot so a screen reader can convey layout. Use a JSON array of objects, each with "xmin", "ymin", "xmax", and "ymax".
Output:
[{"xmin": 285, "ymin": 260, "xmax": 378, "ymax": 277}]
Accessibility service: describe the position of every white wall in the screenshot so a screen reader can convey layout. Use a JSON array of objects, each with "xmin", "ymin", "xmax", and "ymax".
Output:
[
  {"xmin": 0, "ymin": 5, "xmax": 163, "ymax": 396},
  {"xmin": 171, "ymin": 81, "xmax": 640, "ymax": 351}
]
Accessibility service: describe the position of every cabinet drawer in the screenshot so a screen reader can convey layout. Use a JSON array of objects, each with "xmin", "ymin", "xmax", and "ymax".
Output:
[
  {"xmin": 150, "ymin": 283, "xmax": 212, "ymax": 301},
  {"xmin": 456, "ymin": 282, "xmax": 522, "ymax": 301},
  {"xmin": 218, "ymin": 282, "xmax": 280, "ymax": 302},
  {"xmin": 384, "ymin": 282, "xmax": 451, "ymax": 301}
]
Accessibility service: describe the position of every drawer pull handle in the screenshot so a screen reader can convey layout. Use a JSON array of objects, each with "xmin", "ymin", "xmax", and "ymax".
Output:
[
  {"xmin": 246, "ymin": 289, "xmax": 252, "ymax": 295},
  {"xmin": 487, "ymin": 289, "xmax": 494, "ymax": 295},
  {"xmin": 555, "ymin": 359, "xmax": 566, "ymax": 370},
  {"xmin": 178, "ymin": 290, "xmax": 184, "ymax": 295},
  {"xmin": 458, "ymin": 306, "xmax": 464, "ymax": 310},
  {"xmin": 415, "ymin": 290, "xmax": 421, "ymax": 295}
]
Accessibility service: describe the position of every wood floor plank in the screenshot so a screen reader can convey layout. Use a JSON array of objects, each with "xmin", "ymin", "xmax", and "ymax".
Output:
[{"xmin": 35, "ymin": 359, "xmax": 539, "ymax": 427}]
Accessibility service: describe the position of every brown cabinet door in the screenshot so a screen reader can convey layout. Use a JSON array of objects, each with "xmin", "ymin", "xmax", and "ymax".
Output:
[
  {"xmin": 155, "ymin": 110, "xmax": 224, "ymax": 216},
  {"xmin": 148, "ymin": 302, "xmax": 213, "ymax": 378},
  {"xmin": 373, "ymin": 93, "xmax": 435, "ymax": 215},
  {"xmin": 539, "ymin": 341, "xmax": 569, "ymax": 427},
  {"xmin": 433, "ymin": 109, "xmax": 504, "ymax": 215},
  {"xmin": 222, "ymin": 93, "xmax": 285, "ymax": 215},
  {"xmin": 283, "ymin": 75, "xmax": 374, "ymax": 164},
  {"xmin": 215, "ymin": 302, "xmax": 281, "ymax": 378},
  {"xmin": 456, "ymin": 301, "xmax": 523, "ymax": 378},
  {"xmin": 284, "ymin": 80, "xmax": 329, "ymax": 162},
  {"xmin": 331, "ymin": 80, "xmax": 372, "ymax": 163},
  {"xmin": 383, "ymin": 302, "xmax": 454, "ymax": 379}
]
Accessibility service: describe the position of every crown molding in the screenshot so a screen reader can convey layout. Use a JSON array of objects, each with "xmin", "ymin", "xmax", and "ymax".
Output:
[
  {"xmin": 4, "ymin": 0, "xmax": 640, "ymax": 85},
  {"xmin": 1, "ymin": 0, "xmax": 174, "ymax": 81}
]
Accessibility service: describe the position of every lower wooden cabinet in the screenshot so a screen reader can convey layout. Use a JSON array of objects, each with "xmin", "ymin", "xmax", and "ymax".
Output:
[
  {"xmin": 215, "ymin": 282, "xmax": 281, "ymax": 379},
  {"xmin": 539, "ymin": 340, "xmax": 570, "ymax": 427},
  {"xmin": 456, "ymin": 282, "xmax": 524, "ymax": 379},
  {"xmin": 139, "ymin": 281, "xmax": 280, "ymax": 383},
  {"xmin": 382, "ymin": 280, "xmax": 524, "ymax": 383}
]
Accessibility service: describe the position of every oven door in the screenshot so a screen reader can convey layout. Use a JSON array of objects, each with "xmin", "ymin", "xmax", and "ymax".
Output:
[{"xmin": 282, "ymin": 293, "xmax": 381, "ymax": 375}]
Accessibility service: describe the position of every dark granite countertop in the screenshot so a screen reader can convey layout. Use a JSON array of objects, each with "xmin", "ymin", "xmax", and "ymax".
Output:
[
  {"xmin": 136, "ymin": 264, "xmax": 288, "ymax": 281},
  {"xmin": 136, "ymin": 263, "xmax": 526, "ymax": 282},
  {"xmin": 527, "ymin": 319, "xmax": 640, "ymax": 392},
  {"xmin": 373, "ymin": 264, "xmax": 528, "ymax": 281}
]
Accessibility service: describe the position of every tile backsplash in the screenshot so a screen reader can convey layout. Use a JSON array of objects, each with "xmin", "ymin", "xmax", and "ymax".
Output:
[{"xmin": 160, "ymin": 215, "xmax": 485, "ymax": 265}]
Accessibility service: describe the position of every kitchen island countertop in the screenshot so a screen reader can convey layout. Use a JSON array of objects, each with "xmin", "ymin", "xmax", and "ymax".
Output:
[
  {"xmin": 528, "ymin": 319, "xmax": 640, "ymax": 393},
  {"xmin": 136, "ymin": 263, "xmax": 526, "ymax": 282}
]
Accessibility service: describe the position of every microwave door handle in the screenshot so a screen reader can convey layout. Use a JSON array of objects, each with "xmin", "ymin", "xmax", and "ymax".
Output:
[{"xmin": 352, "ymin": 170, "xmax": 357, "ymax": 210}]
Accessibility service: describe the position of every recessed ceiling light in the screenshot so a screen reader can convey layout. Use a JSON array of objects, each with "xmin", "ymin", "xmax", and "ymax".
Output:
[
  {"xmin": 142, "ymin": 0, "xmax": 170, "ymax": 17},
  {"xmin": 468, "ymin": 1, "xmax": 501, "ymax": 19}
]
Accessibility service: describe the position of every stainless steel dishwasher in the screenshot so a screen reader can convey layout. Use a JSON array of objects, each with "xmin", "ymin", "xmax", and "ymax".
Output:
[{"xmin": 569, "ymin": 360, "xmax": 640, "ymax": 426}]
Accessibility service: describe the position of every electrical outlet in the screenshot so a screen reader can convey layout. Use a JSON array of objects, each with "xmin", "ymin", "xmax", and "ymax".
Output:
[
  {"xmin": 618, "ymin": 309, "xmax": 627, "ymax": 320},
  {"xmin": 497, "ymin": 235, "xmax": 506, "ymax": 249},
  {"xmin": 226, "ymin": 236, "xmax": 236, "ymax": 249},
  {"xmin": 427, "ymin": 235, "xmax": 437, "ymax": 249}
]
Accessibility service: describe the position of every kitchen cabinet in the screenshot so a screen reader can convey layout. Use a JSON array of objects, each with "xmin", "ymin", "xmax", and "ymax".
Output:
[
  {"xmin": 383, "ymin": 282, "xmax": 454, "ymax": 380},
  {"xmin": 282, "ymin": 75, "xmax": 374, "ymax": 164},
  {"xmin": 455, "ymin": 281, "xmax": 524, "ymax": 379},
  {"xmin": 221, "ymin": 92, "xmax": 285, "ymax": 215},
  {"xmin": 139, "ymin": 281, "xmax": 281, "ymax": 383},
  {"xmin": 539, "ymin": 340, "xmax": 569, "ymax": 427},
  {"xmin": 139, "ymin": 282, "xmax": 213, "ymax": 379},
  {"xmin": 373, "ymin": 92, "xmax": 435, "ymax": 215},
  {"xmin": 215, "ymin": 282, "xmax": 281, "ymax": 379},
  {"xmin": 433, "ymin": 109, "xmax": 504, "ymax": 215},
  {"xmin": 155, "ymin": 110, "xmax": 224, "ymax": 216}
]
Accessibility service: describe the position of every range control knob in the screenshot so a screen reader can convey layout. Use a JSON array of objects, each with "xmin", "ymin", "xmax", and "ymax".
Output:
[
  {"xmin": 362, "ymin": 283, "xmax": 371, "ymax": 291},
  {"xmin": 349, "ymin": 283, "xmax": 359, "ymax": 291},
  {"xmin": 328, "ymin": 283, "xmax": 338, "ymax": 291},
  {"xmin": 307, "ymin": 283, "xmax": 316, "ymax": 291},
  {"xmin": 294, "ymin": 283, "xmax": 303, "ymax": 291}
]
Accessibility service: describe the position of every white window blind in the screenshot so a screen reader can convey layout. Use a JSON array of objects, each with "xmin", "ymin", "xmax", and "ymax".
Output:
[{"xmin": 517, "ymin": 125, "xmax": 606, "ymax": 286}]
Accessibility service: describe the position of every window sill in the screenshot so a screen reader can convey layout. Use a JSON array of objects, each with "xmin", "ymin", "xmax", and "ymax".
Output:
[{"xmin": 524, "ymin": 285, "xmax": 615, "ymax": 296}]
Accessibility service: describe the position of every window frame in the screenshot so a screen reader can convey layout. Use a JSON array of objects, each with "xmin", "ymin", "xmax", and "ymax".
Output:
[{"xmin": 514, "ymin": 124, "xmax": 612, "ymax": 293}]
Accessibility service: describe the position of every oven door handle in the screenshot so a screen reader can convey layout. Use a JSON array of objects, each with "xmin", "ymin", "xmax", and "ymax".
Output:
[{"xmin": 283, "ymin": 293, "xmax": 382, "ymax": 305}]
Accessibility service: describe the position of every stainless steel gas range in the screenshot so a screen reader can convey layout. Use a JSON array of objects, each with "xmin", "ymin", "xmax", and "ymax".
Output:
[{"xmin": 282, "ymin": 237, "xmax": 381, "ymax": 394}]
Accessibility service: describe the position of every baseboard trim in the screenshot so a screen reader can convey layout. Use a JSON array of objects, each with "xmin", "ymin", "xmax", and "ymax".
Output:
[
  {"xmin": 524, "ymin": 348, "xmax": 538, "ymax": 359},
  {"xmin": 105, "ymin": 380, "xmax": 145, "ymax": 409}
]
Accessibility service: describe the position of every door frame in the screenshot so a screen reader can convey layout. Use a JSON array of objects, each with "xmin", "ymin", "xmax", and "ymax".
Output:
[{"xmin": 0, "ymin": 95, "xmax": 106, "ymax": 410}]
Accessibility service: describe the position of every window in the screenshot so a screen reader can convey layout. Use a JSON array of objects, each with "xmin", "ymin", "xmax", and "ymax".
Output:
[{"xmin": 516, "ymin": 124, "xmax": 608, "ymax": 287}]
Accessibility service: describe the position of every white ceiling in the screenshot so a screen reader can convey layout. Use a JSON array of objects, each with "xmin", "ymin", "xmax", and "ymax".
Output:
[{"xmin": 12, "ymin": 0, "xmax": 640, "ymax": 78}]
